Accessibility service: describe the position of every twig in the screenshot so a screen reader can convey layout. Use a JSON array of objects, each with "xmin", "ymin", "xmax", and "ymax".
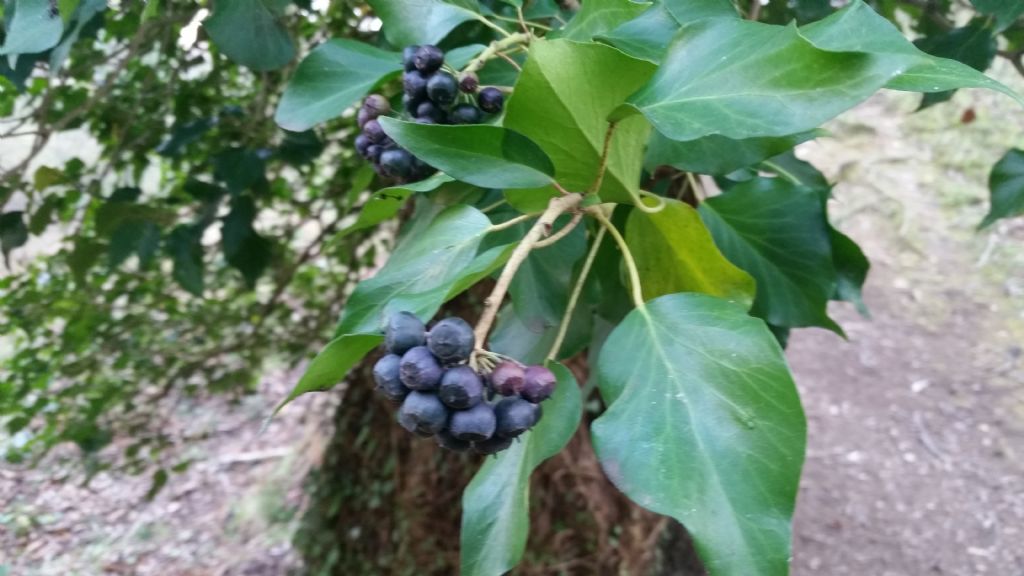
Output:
[
  {"xmin": 547, "ymin": 226, "xmax": 605, "ymax": 361},
  {"xmin": 472, "ymin": 192, "xmax": 583, "ymax": 352},
  {"xmin": 495, "ymin": 51, "xmax": 522, "ymax": 71},
  {"xmin": 487, "ymin": 212, "xmax": 536, "ymax": 232},
  {"xmin": 533, "ymin": 210, "xmax": 582, "ymax": 249},
  {"xmin": 462, "ymin": 32, "xmax": 531, "ymax": 76}
]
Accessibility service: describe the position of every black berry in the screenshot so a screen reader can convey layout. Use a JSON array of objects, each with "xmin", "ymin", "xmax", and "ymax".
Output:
[
  {"xmin": 379, "ymin": 148, "xmax": 414, "ymax": 179},
  {"xmin": 426, "ymin": 72, "xmax": 458, "ymax": 106},
  {"xmin": 355, "ymin": 134, "xmax": 372, "ymax": 157},
  {"xmin": 402, "ymin": 45, "xmax": 420, "ymax": 72},
  {"xmin": 363, "ymin": 119, "xmax": 385, "ymax": 143},
  {"xmin": 385, "ymin": 311, "xmax": 426, "ymax": 354},
  {"xmin": 436, "ymin": 429, "xmax": 471, "ymax": 452},
  {"xmin": 449, "ymin": 104, "xmax": 483, "ymax": 125},
  {"xmin": 403, "ymin": 93, "xmax": 424, "ymax": 115},
  {"xmin": 414, "ymin": 45, "xmax": 444, "ymax": 74},
  {"xmin": 398, "ymin": 391, "xmax": 448, "ymax": 437},
  {"xmin": 373, "ymin": 354, "xmax": 409, "ymax": 402},
  {"xmin": 521, "ymin": 365, "xmax": 557, "ymax": 402},
  {"xmin": 366, "ymin": 144, "xmax": 384, "ymax": 163},
  {"xmin": 477, "ymin": 87, "xmax": 504, "ymax": 114},
  {"xmin": 489, "ymin": 361, "xmax": 524, "ymax": 396},
  {"xmin": 473, "ymin": 435, "xmax": 513, "ymax": 455},
  {"xmin": 427, "ymin": 317, "xmax": 475, "ymax": 365},
  {"xmin": 494, "ymin": 397, "xmax": 541, "ymax": 438},
  {"xmin": 459, "ymin": 73, "xmax": 479, "ymax": 94},
  {"xmin": 449, "ymin": 402, "xmax": 496, "ymax": 442},
  {"xmin": 403, "ymin": 70, "xmax": 429, "ymax": 99},
  {"xmin": 410, "ymin": 157, "xmax": 437, "ymax": 180},
  {"xmin": 416, "ymin": 100, "xmax": 446, "ymax": 123},
  {"xmin": 399, "ymin": 346, "xmax": 443, "ymax": 390},
  {"xmin": 439, "ymin": 366, "xmax": 484, "ymax": 409}
]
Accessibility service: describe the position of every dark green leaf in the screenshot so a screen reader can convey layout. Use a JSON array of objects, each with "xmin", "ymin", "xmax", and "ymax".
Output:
[
  {"xmin": 274, "ymin": 333, "xmax": 383, "ymax": 413},
  {"xmin": 214, "ymin": 148, "xmax": 266, "ymax": 194},
  {"xmin": 336, "ymin": 173, "xmax": 455, "ymax": 241},
  {"xmin": 555, "ymin": 0, "xmax": 649, "ymax": 41},
  {"xmin": 378, "ymin": 117, "xmax": 554, "ymax": 189},
  {"xmin": 503, "ymin": 39, "xmax": 654, "ymax": 208},
  {"xmin": 980, "ymin": 148, "xmax": 1024, "ymax": 228},
  {"xmin": 156, "ymin": 118, "xmax": 216, "ymax": 157},
  {"xmin": 592, "ymin": 293, "xmax": 804, "ymax": 576},
  {"xmin": 336, "ymin": 205, "xmax": 492, "ymax": 335},
  {"xmin": 645, "ymin": 130, "xmax": 820, "ymax": 175},
  {"xmin": 0, "ymin": 211, "xmax": 28, "ymax": 260},
  {"xmin": 67, "ymin": 238, "xmax": 105, "ymax": 283},
  {"xmin": 461, "ymin": 362, "xmax": 582, "ymax": 576},
  {"xmin": 204, "ymin": 0, "xmax": 295, "ymax": 71},
  {"xmin": 598, "ymin": 3, "xmax": 679, "ymax": 63},
  {"xmin": 698, "ymin": 178, "xmax": 840, "ymax": 332},
  {"xmin": 222, "ymin": 195, "xmax": 272, "ymax": 287},
  {"xmin": 911, "ymin": 19, "xmax": 997, "ymax": 108},
  {"xmin": 277, "ymin": 129, "xmax": 325, "ymax": 166},
  {"xmin": 0, "ymin": 0, "xmax": 63, "ymax": 59},
  {"xmin": 48, "ymin": 0, "xmax": 104, "ymax": 71},
  {"xmin": 167, "ymin": 225, "xmax": 204, "ymax": 296},
  {"xmin": 970, "ymin": 0, "xmax": 1024, "ymax": 32},
  {"xmin": 367, "ymin": 0, "xmax": 479, "ymax": 47},
  {"xmin": 829, "ymin": 227, "xmax": 869, "ymax": 316},
  {"xmin": 508, "ymin": 215, "xmax": 587, "ymax": 329},
  {"xmin": 275, "ymin": 39, "xmax": 401, "ymax": 132},
  {"xmin": 662, "ymin": 0, "xmax": 737, "ymax": 23},
  {"xmin": 145, "ymin": 469, "xmax": 168, "ymax": 501},
  {"xmin": 627, "ymin": 198, "xmax": 755, "ymax": 307}
]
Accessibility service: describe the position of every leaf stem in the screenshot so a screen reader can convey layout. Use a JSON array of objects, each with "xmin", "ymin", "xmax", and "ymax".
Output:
[
  {"xmin": 588, "ymin": 121, "xmax": 618, "ymax": 195},
  {"xmin": 761, "ymin": 160, "xmax": 802, "ymax": 186},
  {"xmin": 588, "ymin": 205, "xmax": 645, "ymax": 310},
  {"xmin": 546, "ymin": 226, "xmax": 605, "ymax": 361},
  {"xmin": 462, "ymin": 32, "xmax": 532, "ymax": 76},
  {"xmin": 473, "ymin": 192, "xmax": 584, "ymax": 353},
  {"xmin": 487, "ymin": 212, "xmax": 537, "ymax": 233},
  {"xmin": 473, "ymin": 14, "xmax": 515, "ymax": 38}
]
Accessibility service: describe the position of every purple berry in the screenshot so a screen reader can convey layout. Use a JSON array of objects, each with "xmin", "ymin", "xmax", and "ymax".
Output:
[
  {"xmin": 521, "ymin": 365, "xmax": 556, "ymax": 402},
  {"xmin": 490, "ymin": 361, "xmax": 524, "ymax": 396}
]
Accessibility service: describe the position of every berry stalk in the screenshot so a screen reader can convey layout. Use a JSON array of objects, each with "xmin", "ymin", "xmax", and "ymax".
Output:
[{"xmin": 462, "ymin": 32, "xmax": 532, "ymax": 76}]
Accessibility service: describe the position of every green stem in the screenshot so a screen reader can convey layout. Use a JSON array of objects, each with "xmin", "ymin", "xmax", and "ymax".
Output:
[
  {"xmin": 589, "ymin": 206, "xmax": 645, "ymax": 310},
  {"xmin": 473, "ymin": 14, "xmax": 515, "ymax": 38},
  {"xmin": 487, "ymin": 212, "xmax": 537, "ymax": 233},
  {"xmin": 588, "ymin": 122, "xmax": 617, "ymax": 196},
  {"xmin": 761, "ymin": 160, "xmax": 803, "ymax": 186},
  {"xmin": 462, "ymin": 32, "xmax": 531, "ymax": 76},
  {"xmin": 546, "ymin": 226, "xmax": 605, "ymax": 362}
]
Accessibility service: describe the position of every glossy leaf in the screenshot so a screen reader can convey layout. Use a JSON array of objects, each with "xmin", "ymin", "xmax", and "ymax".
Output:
[
  {"xmin": 971, "ymin": 0, "xmax": 1024, "ymax": 31},
  {"xmin": 1, "ymin": 0, "xmax": 63, "ymax": 59},
  {"xmin": 645, "ymin": 130, "xmax": 820, "ymax": 175},
  {"xmin": 0, "ymin": 211, "xmax": 28, "ymax": 261},
  {"xmin": 911, "ymin": 19, "xmax": 998, "ymax": 108},
  {"xmin": 336, "ymin": 205, "xmax": 492, "ymax": 335},
  {"xmin": 508, "ymin": 215, "xmax": 587, "ymax": 329},
  {"xmin": 980, "ymin": 148, "xmax": 1024, "ymax": 229},
  {"xmin": 662, "ymin": 0, "xmax": 737, "ymax": 23},
  {"xmin": 598, "ymin": 2, "xmax": 679, "ymax": 63},
  {"xmin": 378, "ymin": 117, "xmax": 554, "ymax": 189},
  {"xmin": 829, "ymin": 227, "xmax": 870, "ymax": 316},
  {"xmin": 592, "ymin": 293, "xmax": 805, "ymax": 576},
  {"xmin": 461, "ymin": 362, "xmax": 582, "ymax": 576},
  {"xmin": 627, "ymin": 198, "xmax": 755, "ymax": 308},
  {"xmin": 368, "ymin": 0, "xmax": 479, "ymax": 47},
  {"xmin": 698, "ymin": 178, "xmax": 840, "ymax": 332},
  {"xmin": 336, "ymin": 173, "xmax": 454, "ymax": 241},
  {"xmin": 503, "ymin": 40, "xmax": 654, "ymax": 208},
  {"xmin": 167, "ymin": 225, "xmax": 205, "ymax": 296},
  {"xmin": 555, "ymin": 0, "xmax": 649, "ymax": 41},
  {"xmin": 205, "ymin": 0, "xmax": 295, "ymax": 71},
  {"xmin": 275, "ymin": 334, "xmax": 383, "ymax": 413},
  {"xmin": 275, "ymin": 39, "xmax": 402, "ymax": 132}
]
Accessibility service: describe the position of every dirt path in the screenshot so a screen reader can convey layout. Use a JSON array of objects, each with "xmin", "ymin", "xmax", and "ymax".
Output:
[{"xmin": 788, "ymin": 68, "xmax": 1024, "ymax": 575}]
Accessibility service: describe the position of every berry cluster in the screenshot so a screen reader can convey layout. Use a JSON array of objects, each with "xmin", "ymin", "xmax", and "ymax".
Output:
[
  {"xmin": 354, "ymin": 44, "xmax": 506, "ymax": 183},
  {"xmin": 372, "ymin": 312, "xmax": 555, "ymax": 455}
]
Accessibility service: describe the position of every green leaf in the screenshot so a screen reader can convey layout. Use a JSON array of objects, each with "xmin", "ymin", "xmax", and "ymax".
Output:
[
  {"xmin": 662, "ymin": 0, "xmax": 737, "ymax": 23},
  {"xmin": 461, "ymin": 362, "xmax": 582, "ymax": 576},
  {"xmin": 204, "ymin": 0, "xmax": 295, "ymax": 71},
  {"xmin": 167, "ymin": 225, "xmax": 204, "ymax": 296},
  {"xmin": 378, "ymin": 117, "xmax": 554, "ymax": 189},
  {"xmin": 336, "ymin": 173, "xmax": 455, "ymax": 241},
  {"xmin": 275, "ymin": 39, "xmax": 402, "ymax": 132},
  {"xmin": 555, "ymin": 0, "xmax": 650, "ymax": 41},
  {"xmin": 829, "ymin": 227, "xmax": 869, "ymax": 316},
  {"xmin": 503, "ymin": 40, "xmax": 655, "ymax": 207},
  {"xmin": 0, "ymin": 211, "xmax": 28, "ymax": 261},
  {"xmin": 508, "ymin": 215, "xmax": 587, "ymax": 329},
  {"xmin": 141, "ymin": 0, "xmax": 159, "ymax": 22},
  {"xmin": 645, "ymin": 130, "xmax": 820, "ymax": 175},
  {"xmin": 598, "ymin": 2, "xmax": 679, "ymax": 63},
  {"xmin": 627, "ymin": 198, "xmax": 755, "ymax": 308},
  {"xmin": 626, "ymin": 17, "xmax": 894, "ymax": 141},
  {"xmin": 980, "ymin": 148, "xmax": 1024, "ymax": 229},
  {"xmin": 591, "ymin": 293, "xmax": 805, "ymax": 576},
  {"xmin": 213, "ymin": 148, "xmax": 266, "ymax": 194},
  {"xmin": 274, "ymin": 333, "xmax": 383, "ymax": 413},
  {"xmin": 67, "ymin": 238, "xmax": 104, "ymax": 283},
  {"xmin": 48, "ymin": 0, "xmax": 104, "ymax": 71},
  {"xmin": 336, "ymin": 205, "xmax": 492, "ymax": 335},
  {"xmin": 33, "ymin": 165, "xmax": 66, "ymax": 190},
  {"xmin": 222, "ymin": 195, "xmax": 272, "ymax": 287},
  {"xmin": 0, "ymin": 0, "xmax": 63, "ymax": 60},
  {"xmin": 971, "ymin": 0, "xmax": 1024, "ymax": 31},
  {"xmin": 698, "ymin": 178, "xmax": 840, "ymax": 332},
  {"xmin": 367, "ymin": 0, "xmax": 479, "ymax": 47},
  {"xmin": 911, "ymin": 19, "xmax": 998, "ymax": 108},
  {"xmin": 144, "ymin": 469, "xmax": 168, "ymax": 501}
]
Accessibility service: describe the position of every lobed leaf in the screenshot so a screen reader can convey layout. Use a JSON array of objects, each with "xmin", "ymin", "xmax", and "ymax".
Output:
[
  {"xmin": 980, "ymin": 148, "xmax": 1024, "ymax": 229},
  {"xmin": 0, "ymin": 0, "xmax": 64, "ymax": 61},
  {"xmin": 368, "ymin": 0, "xmax": 479, "ymax": 47},
  {"xmin": 205, "ymin": 0, "xmax": 295, "ymax": 71}
]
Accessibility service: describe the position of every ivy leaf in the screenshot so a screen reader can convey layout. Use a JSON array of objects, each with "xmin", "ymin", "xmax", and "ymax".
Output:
[
  {"xmin": 627, "ymin": 198, "xmax": 755, "ymax": 308},
  {"xmin": 598, "ymin": 2, "xmax": 679, "ymax": 63},
  {"xmin": 645, "ymin": 130, "xmax": 820, "ymax": 175},
  {"xmin": 378, "ymin": 117, "xmax": 554, "ymax": 189},
  {"xmin": 461, "ymin": 362, "xmax": 582, "ymax": 576},
  {"xmin": 971, "ymin": 0, "xmax": 1024, "ymax": 32},
  {"xmin": 508, "ymin": 215, "xmax": 587, "ymax": 330},
  {"xmin": 502, "ymin": 40, "xmax": 655, "ymax": 209},
  {"xmin": 205, "ymin": 0, "xmax": 295, "ymax": 71},
  {"xmin": 662, "ymin": 0, "xmax": 737, "ymax": 23},
  {"xmin": 592, "ymin": 293, "xmax": 805, "ymax": 576},
  {"xmin": 336, "ymin": 173, "xmax": 455, "ymax": 241},
  {"xmin": 829, "ymin": 227, "xmax": 870, "ymax": 316},
  {"xmin": 48, "ymin": 0, "xmax": 104, "ymax": 71},
  {"xmin": 554, "ymin": 0, "xmax": 650, "ymax": 41},
  {"xmin": 274, "ymin": 333, "xmax": 383, "ymax": 413},
  {"xmin": 336, "ymin": 205, "xmax": 493, "ymax": 335},
  {"xmin": 911, "ymin": 19, "xmax": 998, "ymax": 108},
  {"xmin": 0, "ymin": 0, "xmax": 64, "ymax": 62},
  {"xmin": 222, "ymin": 195, "xmax": 273, "ymax": 287},
  {"xmin": 275, "ymin": 39, "xmax": 402, "ymax": 132},
  {"xmin": 698, "ymin": 178, "xmax": 841, "ymax": 332},
  {"xmin": 367, "ymin": 0, "xmax": 479, "ymax": 47},
  {"xmin": 0, "ymin": 211, "xmax": 28, "ymax": 264},
  {"xmin": 167, "ymin": 225, "xmax": 204, "ymax": 296},
  {"xmin": 980, "ymin": 148, "xmax": 1024, "ymax": 229}
]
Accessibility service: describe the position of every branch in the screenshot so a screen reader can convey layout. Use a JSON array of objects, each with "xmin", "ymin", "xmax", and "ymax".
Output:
[{"xmin": 462, "ymin": 32, "xmax": 531, "ymax": 76}]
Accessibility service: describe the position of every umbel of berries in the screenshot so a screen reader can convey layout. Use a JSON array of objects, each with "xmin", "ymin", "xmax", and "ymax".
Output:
[{"xmin": 372, "ymin": 311, "xmax": 555, "ymax": 456}]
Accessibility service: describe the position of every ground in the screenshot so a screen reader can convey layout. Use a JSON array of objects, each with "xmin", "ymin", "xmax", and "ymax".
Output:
[{"xmin": 2, "ymin": 68, "xmax": 1023, "ymax": 576}]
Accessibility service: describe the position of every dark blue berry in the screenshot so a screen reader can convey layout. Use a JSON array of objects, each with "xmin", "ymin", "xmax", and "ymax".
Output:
[
  {"xmin": 380, "ymin": 148, "xmax": 414, "ymax": 179},
  {"xmin": 426, "ymin": 72, "xmax": 458, "ymax": 106},
  {"xmin": 427, "ymin": 317, "xmax": 475, "ymax": 365},
  {"xmin": 477, "ymin": 87, "xmax": 504, "ymax": 114},
  {"xmin": 436, "ymin": 429, "xmax": 471, "ymax": 452},
  {"xmin": 521, "ymin": 365, "xmax": 557, "ymax": 402},
  {"xmin": 399, "ymin": 346, "xmax": 443, "ymax": 390},
  {"xmin": 439, "ymin": 366, "xmax": 484, "ymax": 409},
  {"xmin": 494, "ymin": 397, "xmax": 541, "ymax": 438},
  {"xmin": 414, "ymin": 45, "xmax": 444, "ymax": 74},
  {"xmin": 403, "ymin": 93, "xmax": 425, "ymax": 115},
  {"xmin": 398, "ymin": 391, "xmax": 448, "ymax": 436},
  {"xmin": 355, "ymin": 134, "xmax": 372, "ymax": 157},
  {"xmin": 416, "ymin": 100, "xmax": 446, "ymax": 123},
  {"xmin": 449, "ymin": 104, "xmax": 483, "ymax": 125},
  {"xmin": 410, "ymin": 157, "xmax": 437, "ymax": 180},
  {"xmin": 449, "ymin": 402, "xmax": 496, "ymax": 442},
  {"xmin": 357, "ymin": 107, "xmax": 373, "ymax": 129},
  {"xmin": 363, "ymin": 118, "xmax": 385, "ymax": 143},
  {"xmin": 473, "ymin": 435, "xmax": 512, "ymax": 455},
  {"xmin": 403, "ymin": 70, "xmax": 429, "ymax": 99},
  {"xmin": 373, "ymin": 354, "xmax": 408, "ymax": 402},
  {"xmin": 385, "ymin": 311, "xmax": 426, "ymax": 354},
  {"xmin": 366, "ymin": 144, "xmax": 384, "ymax": 163},
  {"xmin": 403, "ymin": 45, "xmax": 420, "ymax": 72}
]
